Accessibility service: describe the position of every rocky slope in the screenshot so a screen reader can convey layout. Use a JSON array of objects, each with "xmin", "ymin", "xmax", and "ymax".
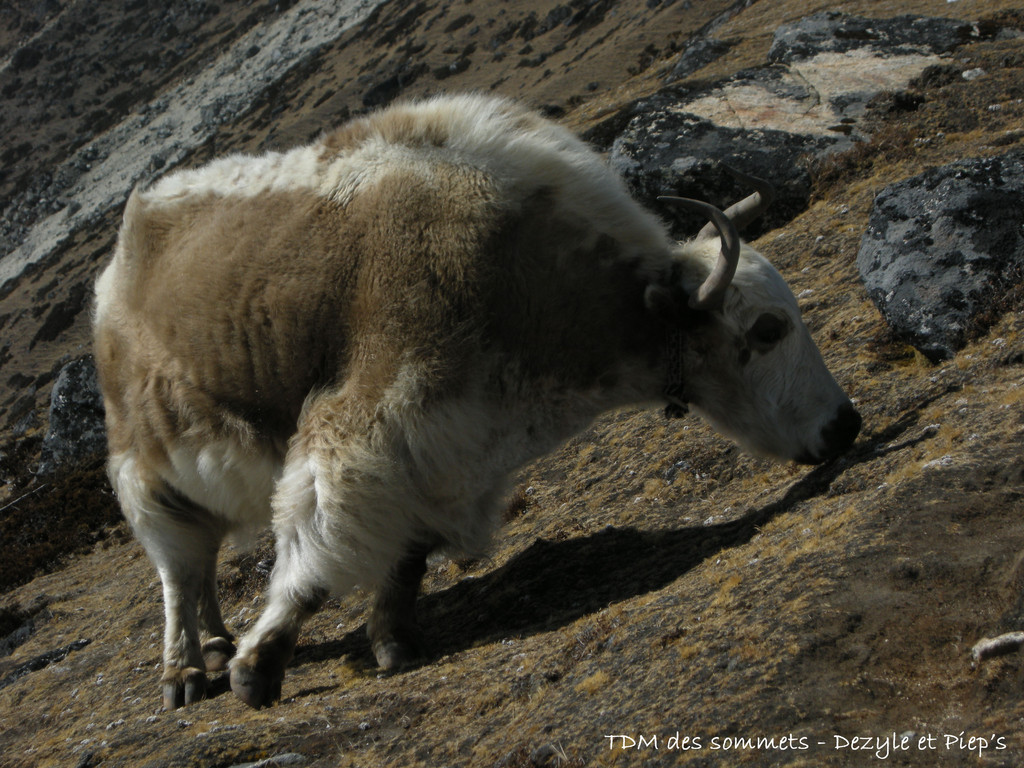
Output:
[{"xmin": 2, "ymin": 1, "xmax": 1024, "ymax": 766}]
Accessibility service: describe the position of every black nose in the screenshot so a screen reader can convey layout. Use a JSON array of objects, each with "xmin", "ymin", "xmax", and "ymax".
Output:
[{"xmin": 819, "ymin": 402, "xmax": 861, "ymax": 460}]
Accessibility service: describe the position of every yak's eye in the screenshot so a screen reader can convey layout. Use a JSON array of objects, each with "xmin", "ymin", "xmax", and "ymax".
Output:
[{"xmin": 747, "ymin": 312, "xmax": 790, "ymax": 352}]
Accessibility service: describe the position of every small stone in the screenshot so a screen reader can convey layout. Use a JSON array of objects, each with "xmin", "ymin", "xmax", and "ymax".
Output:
[{"xmin": 227, "ymin": 753, "xmax": 307, "ymax": 768}]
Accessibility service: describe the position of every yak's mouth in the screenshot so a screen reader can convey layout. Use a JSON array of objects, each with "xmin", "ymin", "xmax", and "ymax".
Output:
[{"xmin": 796, "ymin": 402, "xmax": 862, "ymax": 464}]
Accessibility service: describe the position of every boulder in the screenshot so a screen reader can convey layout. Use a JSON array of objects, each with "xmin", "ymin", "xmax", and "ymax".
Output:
[
  {"xmin": 609, "ymin": 97, "xmax": 828, "ymax": 239},
  {"xmin": 613, "ymin": 12, "xmax": 983, "ymax": 240},
  {"xmin": 665, "ymin": 37, "xmax": 731, "ymax": 83},
  {"xmin": 37, "ymin": 356, "xmax": 107, "ymax": 475},
  {"xmin": 857, "ymin": 150, "xmax": 1024, "ymax": 362},
  {"xmin": 768, "ymin": 12, "xmax": 978, "ymax": 65}
]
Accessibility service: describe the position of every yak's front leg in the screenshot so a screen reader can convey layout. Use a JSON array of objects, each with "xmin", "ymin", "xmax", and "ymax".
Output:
[
  {"xmin": 230, "ymin": 454, "xmax": 328, "ymax": 708},
  {"xmin": 229, "ymin": 569, "xmax": 326, "ymax": 708},
  {"xmin": 368, "ymin": 542, "xmax": 434, "ymax": 670}
]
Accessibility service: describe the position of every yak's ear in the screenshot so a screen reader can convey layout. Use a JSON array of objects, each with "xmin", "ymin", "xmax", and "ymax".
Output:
[
  {"xmin": 643, "ymin": 260, "xmax": 692, "ymax": 321},
  {"xmin": 644, "ymin": 279, "xmax": 713, "ymax": 327},
  {"xmin": 644, "ymin": 278, "xmax": 696, "ymax": 321}
]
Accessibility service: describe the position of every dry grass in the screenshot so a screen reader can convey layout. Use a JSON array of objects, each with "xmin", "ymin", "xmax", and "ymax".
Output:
[{"xmin": 0, "ymin": 453, "xmax": 124, "ymax": 592}]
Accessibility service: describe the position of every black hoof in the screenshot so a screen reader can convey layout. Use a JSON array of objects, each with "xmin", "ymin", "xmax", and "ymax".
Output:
[
  {"xmin": 162, "ymin": 667, "xmax": 208, "ymax": 710},
  {"xmin": 230, "ymin": 660, "xmax": 283, "ymax": 709},
  {"xmin": 372, "ymin": 638, "xmax": 422, "ymax": 671},
  {"xmin": 202, "ymin": 637, "xmax": 237, "ymax": 672}
]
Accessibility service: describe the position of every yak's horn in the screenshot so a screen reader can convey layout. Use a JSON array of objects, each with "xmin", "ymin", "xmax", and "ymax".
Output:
[
  {"xmin": 696, "ymin": 165, "xmax": 776, "ymax": 241},
  {"xmin": 658, "ymin": 196, "xmax": 740, "ymax": 311}
]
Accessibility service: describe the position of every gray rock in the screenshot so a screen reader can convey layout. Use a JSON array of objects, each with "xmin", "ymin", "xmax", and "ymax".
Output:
[
  {"xmin": 857, "ymin": 150, "xmax": 1024, "ymax": 362},
  {"xmin": 666, "ymin": 37, "xmax": 731, "ymax": 82},
  {"xmin": 227, "ymin": 754, "xmax": 306, "ymax": 768},
  {"xmin": 611, "ymin": 12, "xmax": 984, "ymax": 240},
  {"xmin": 768, "ymin": 12, "xmax": 979, "ymax": 64},
  {"xmin": 609, "ymin": 92, "xmax": 833, "ymax": 239},
  {"xmin": 37, "ymin": 356, "xmax": 107, "ymax": 475}
]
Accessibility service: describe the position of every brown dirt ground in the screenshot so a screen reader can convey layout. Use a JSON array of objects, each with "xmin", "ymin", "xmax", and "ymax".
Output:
[{"xmin": 2, "ymin": 1, "xmax": 1024, "ymax": 766}]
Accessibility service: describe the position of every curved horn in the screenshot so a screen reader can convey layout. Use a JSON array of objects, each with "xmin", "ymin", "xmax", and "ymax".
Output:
[
  {"xmin": 658, "ymin": 196, "xmax": 740, "ymax": 310},
  {"xmin": 696, "ymin": 165, "xmax": 776, "ymax": 241}
]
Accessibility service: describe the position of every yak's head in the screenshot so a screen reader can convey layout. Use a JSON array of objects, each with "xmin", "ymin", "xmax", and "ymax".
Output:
[{"xmin": 646, "ymin": 172, "xmax": 860, "ymax": 464}]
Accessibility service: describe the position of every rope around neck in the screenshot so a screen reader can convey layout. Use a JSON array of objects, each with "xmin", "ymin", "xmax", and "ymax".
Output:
[{"xmin": 663, "ymin": 327, "xmax": 689, "ymax": 419}]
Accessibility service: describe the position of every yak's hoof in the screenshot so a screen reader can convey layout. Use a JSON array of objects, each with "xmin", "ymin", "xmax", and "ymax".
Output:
[
  {"xmin": 202, "ymin": 636, "xmax": 236, "ymax": 672},
  {"xmin": 372, "ymin": 638, "xmax": 422, "ymax": 671},
  {"xmin": 162, "ymin": 667, "xmax": 208, "ymax": 710},
  {"xmin": 230, "ymin": 659, "xmax": 283, "ymax": 709}
]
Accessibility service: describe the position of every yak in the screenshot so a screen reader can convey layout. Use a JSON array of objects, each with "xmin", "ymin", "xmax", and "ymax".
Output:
[{"xmin": 93, "ymin": 94, "xmax": 860, "ymax": 709}]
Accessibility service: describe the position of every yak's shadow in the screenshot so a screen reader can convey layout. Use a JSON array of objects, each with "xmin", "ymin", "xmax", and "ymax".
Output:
[{"xmin": 292, "ymin": 404, "xmax": 939, "ymax": 674}]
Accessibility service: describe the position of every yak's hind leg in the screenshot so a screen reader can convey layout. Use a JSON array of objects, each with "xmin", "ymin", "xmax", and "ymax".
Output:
[
  {"xmin": 198, "ymin": 550, "xmax": 236, "ymax": 672},
  {"xmin": 368, "ymin": 542, "xmax": 434, "ymax": 670},
  {"xmin": 112, "ymin": 457, "xmax": 234, "ymax": 709}
]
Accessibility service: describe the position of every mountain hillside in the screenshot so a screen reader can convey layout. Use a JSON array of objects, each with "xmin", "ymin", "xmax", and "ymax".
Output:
[{"xmin": 2, "ymin": 1, "xmax": 1024, "ymax": 766}]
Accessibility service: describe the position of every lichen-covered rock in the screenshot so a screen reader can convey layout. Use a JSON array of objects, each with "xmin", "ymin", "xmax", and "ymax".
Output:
[
  {"xmin": 37, "ymin": 355, "xmax": 107, "ymax": 475},
  {"xmin": 768, "ymin": 11, "xmax": 979, "ymax": 64},
  {"xmin": 665, "ymin": 37, "xmax": 731, "ymax": 83},
  {"xmin": 614, "ymin": 12, "xmax": 984, "ymax": 240},
  {"xmin": 609, "ymin": 98, "xmax": 827, "ymax": 238},
  {"xmin": 857, "ymin": 150, "xmax": 1024, "ymax": 362}
]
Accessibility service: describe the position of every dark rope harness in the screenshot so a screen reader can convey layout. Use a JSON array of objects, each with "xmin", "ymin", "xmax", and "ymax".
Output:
[{"xmin": 662, "ymin": 327, "xmax": 689, "ymax": 419}]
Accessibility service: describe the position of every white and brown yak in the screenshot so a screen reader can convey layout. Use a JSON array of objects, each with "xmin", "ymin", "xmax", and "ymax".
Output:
[{"xmin": 93, "ymin": 94, "xmax": 860, "ymax": 710}]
